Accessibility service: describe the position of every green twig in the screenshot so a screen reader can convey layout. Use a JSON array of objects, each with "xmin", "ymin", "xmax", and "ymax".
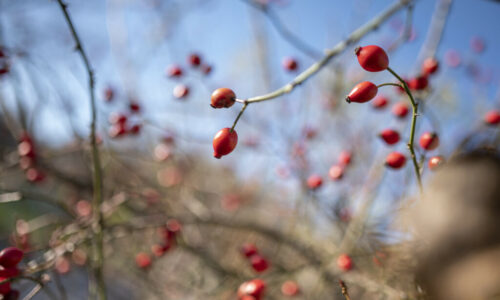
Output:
[
  {"xmin": 55, "ymin": 1, "xmax": 106, "ymax": 299},
  {"xmin": 387, "ymin": 66, "xmax": 423, "ymax": 193}
]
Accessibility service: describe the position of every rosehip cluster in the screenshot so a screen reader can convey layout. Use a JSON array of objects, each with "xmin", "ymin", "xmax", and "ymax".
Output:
[
  {"xmin": 0, "ymin": 247, "xmax": 23, "ymax": 298},
  {"xmin": 166, "ymin": 53, "xmax": 213, "ymax": 100},
  {"xmin": 328, "ymin": 151, "xmax": 353, "ymax": 182},
  {"xmin": 108, "ymin": 112, "xmax": 142, "ymax": 138},
  {"xmin": 136, "ymin": 219, "xmax": 181, "ymax": 269},
  {"xmin": 17, "ymin": 132, "xmax": 45, "ymax": 183},
  {"xmin": 240, "ymin": 243, "xmax": 270, "ymax": 273},
  {"xmin": 237, "ymin": 278, "xmax": 266, "ymax": 300}
]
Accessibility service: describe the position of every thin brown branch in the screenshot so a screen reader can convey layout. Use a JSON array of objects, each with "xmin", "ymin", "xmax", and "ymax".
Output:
[
  {"xmin": 339, "ymin": 280, "xmax": 352, "ymax": 300},
  {"xmin": 54, "ymin": 1, "xmax": 106, "ymax": 299}
]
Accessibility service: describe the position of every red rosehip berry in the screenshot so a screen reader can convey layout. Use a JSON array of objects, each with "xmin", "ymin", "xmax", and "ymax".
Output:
[
  {"xmin": 188, "ymin": 53, "xmax": 201, "ymax": 67},
  {"xmin": 173, "ymin": 84, "xmax": 190, "ymax": 99},
  {"xmin": 419, "ymin": 132, "xmax": 439, "ymax": 151},
  {"xmin": 281, "ymin": 280, "xmax": 300, "ymax": 296},
  {"xmin": 470, "ymin": 36, "xmax": 485, "ymax": 53},
  {"xmin": 355, "ymin": 45, "xmax": 389, "ymax": 72},
  {"xmin": 211, "ymin": 88, "xmax": 236, "ymax": 108},
  {"xmin": 372, "ymin": 95, "xmax": 389, "ymax": 109},
  {"xmin": 0, "ymin": 278, "xmax": 11, "ymax": 295},
  {"xmin": 3, "ymin": 289, "xmax": 19, "ymax": 300},
  {"xmin": 151, "ymin": 244, "xmax": 170, "ymax": 257},
  {"xmin": 444, "ymin": 49, "xmax": 461, "ymax": 68},
  {"xmin": 379, "ymin": 129, "xmax": 400, "ymax": 145},
  {"xmin": 428, "ymin": 156, "xmax": 444, "ymax": 171},
  {"xmin": 129, "ymin": 101, "xmax": 141, "ymax": 113},
  {"xmin": 135, "ymin": 252, "xmax": 151, "ymax": 269},
  {"xmin": 392, "ymin": 102, "xmax": 409, "ymax": 118},
  {"xmin": 346, "ymin": 81, "xmax": 378, "ymax": 103},
  {"xmin": 337, "ymin": 254, "xmax": 353, "ymax": 271},
  {"xmin": 108, "ymin": 123, "xmax": 127, "ymax": 138},
  {"xmin": 166, "ymin": 65, "xmax": 183, "ymax": 78},
  {"xmin": 103, "ymin": 86, "xmax": 114, "ymax": 102},
  {"xmin": 338, "ymin": 151, "xmax": 352, "ymax": 166},
  {"xmin": 282, "ymin": 57, "xmax": 298, "ymax": 71},
  {"xmin": 422, "ymin": 57, "xmax": 439, "ymax": 76},
  {"xmin": 108, "ymin": 113, "xmax": 128, "ymax": 125},
  {"xmin": 408, "ymin": 75, "xmax": 429, "ymax": 91},
  {"xmin": 129, "ymin": 124, "xmax": 142, "ymax": 135},
  {"xmin": 0, "ymin": 267, "xmax": 19, "ymax": 278},
  {"xmin": 200, "ymin": 64, "xmax": 212, "ymax": 75},
  {"xmin": 237, "ymin": 279, "xmax": 266, "ymax": 299},
  {"xmin": 241, "ymin": 243, "xmax": 258, "ymax": 258},
  {"xmin": 0, "ymin": 247, "xmax": 23, "ymax": 268},
  {"xmin": 25, "ymin": 168, "xmax": 45, "ymax": 183},
  {"xmin": 18, "ymin": 141, "xmax": 35, "ymax": 158},
  {"xmin": 306, "ymin": 174, "xmax": 323, "ymax": 190},
  {"xmin": 328, "ymin": 165, "xmax": 344, "ymax": 181},
  {"xmin": 484, "ymin": 110, "xmax": 500, "ymax": 125},
  {"xmin": 213, "ymin": 128, "xmax": 238, "ymax": 159},
  {"xmin": 385, "ymin": 151, "xmax": 406, "ymax": 169},
  {"xmin": 166, "ymin": 219, "xmax": 182, "ymax": 234},
  {"xmin": 250, "ymin": 254, "xmax": 269, "ymax": 272}
]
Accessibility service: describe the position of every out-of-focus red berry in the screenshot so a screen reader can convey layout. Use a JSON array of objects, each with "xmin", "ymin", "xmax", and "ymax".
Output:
[
  {"xmin": 281, "ymin": 280, "xmax": 300, "ymax": 296},
  {"xmin": 337, "ymin": 254, "xmax": 353, "ymax": 271},
  {"xmin": 428, "ymin": 156, "xmax": 444, "ymax": 171},
  {"xmin": 379, "ymin": 129, "xmax": 400, "ymax": 145},
  {"xmin": 338, "ymin": 151, "xmax": 352, "ymax": 166},
  {"xmin": 419, "ymin": 132, "xmax": 439, "ymax": 151},
  {"xmin": 250, "ymin": 255, "xmax": 269, "ymax": 272},
  {"xmin": 484, "ymin": 110, "xmax": 500, "ymax": 125},
  {"xmin": 135, "ymin": 252, "xmax": 152, "ymax": 269},
  {"xmin": 328, "ymin": 165, "xmax": 344, "ymax": 181},
  {"xmin": 173, "ymin": 84, "xmax": 190, "ymax": 99},
  {"xmin": 282, "ymin": 57, "xmax": 298, "ymax": 71},
  {"xmin": 385, "ymin": 151, "xmax": 406, "ymax": 169},
  {"xmin": 392, "ymin": 102, "xmax": 409, "ymax": 118},
  {"xmin": 237, "ymin": 279, "xmax": 266, "ymax": 299},
  {"xmin": 0, "ymin": 247, "xmax": 23, "ymax": 268},
  {"xmin": 408, "ymin": 75, "xmax": 428, "ymax": 91},
  {"xmin": 241, "ymin": 243, "xmax": 258, "ymax": 258},
  {"xmin": 372, "ymin": 96, "xmax": 389, "ymax": 109},
  {"xmin": 188, "ymin": 53, "xmax": 201, "ymax": 67},
  {"xmin": 306, "ymin": 174, "xmax": 323, "ymax": 190},
  {"xmin": 167, "ymin": 65, "xmax": 183, "ymax": 78},
  {"xmin": 422, "ymin": 57, "xmax": 439, "ymax": 76}
]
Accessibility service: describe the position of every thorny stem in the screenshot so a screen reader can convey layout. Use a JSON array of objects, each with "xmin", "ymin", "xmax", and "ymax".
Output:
[
  {"xmin": 387, "ymin": 66, "xmax": 423, "ymax": 193},
  {"xmin": 55, "ymin": 1, "xmax": 106, "ymax": 299},
  {"xmin": 229, "ymin": 0, "xmax": 412, "ymax": 128},
  {"xmin": 339, "ymin": 280, "xmax": 352, "ymax": 300}
]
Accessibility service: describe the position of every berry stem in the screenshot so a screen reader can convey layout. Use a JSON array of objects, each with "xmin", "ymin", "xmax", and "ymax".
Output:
[
  {"xmin": 231, "ymin": 102, "xmax": 248, "ymax": 132},
  {"xmin": 55, "ymin": 1, "xmax": 107, "ymax": 299},
  {"xmin": 377, "ymin": 82, "xmax": 402, "ymax": 88},
  {"xmin": 339, "ymin": 280, "xmax": 352, "ymax": 300},
  {"xmin": 387, "ymin": 67, "xmax": 423, "ymax": 193}
]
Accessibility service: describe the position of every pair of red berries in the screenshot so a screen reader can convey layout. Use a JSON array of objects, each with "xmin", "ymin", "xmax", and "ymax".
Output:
[
  {"xmin": 0, "ymin": 247, "xmax": 23, "ymax": 296},
  {"xmin": 108, "ymin": 112, "xmax": 142, "ymax": 138},
  {"xmin": 17, "ymin": 133, "xmax": 45, "ymax": 183},
  {"xmin": 210, "ymin": 88, "xmax": 239, "ymax": 159},
  {"xmin": 135, "ymin": 220, "xmax": 181, "ymax": 269},
  {"xmin": 328, "ymin": 151, "xmax": 353, "ymax": 181},
  {"xmin": 346, "ymin": 45, "xmax": 389, "ymax": 103},
  {"xmin": 240, "ymin": 244, "xmax": 270, "ymax": 273}
]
